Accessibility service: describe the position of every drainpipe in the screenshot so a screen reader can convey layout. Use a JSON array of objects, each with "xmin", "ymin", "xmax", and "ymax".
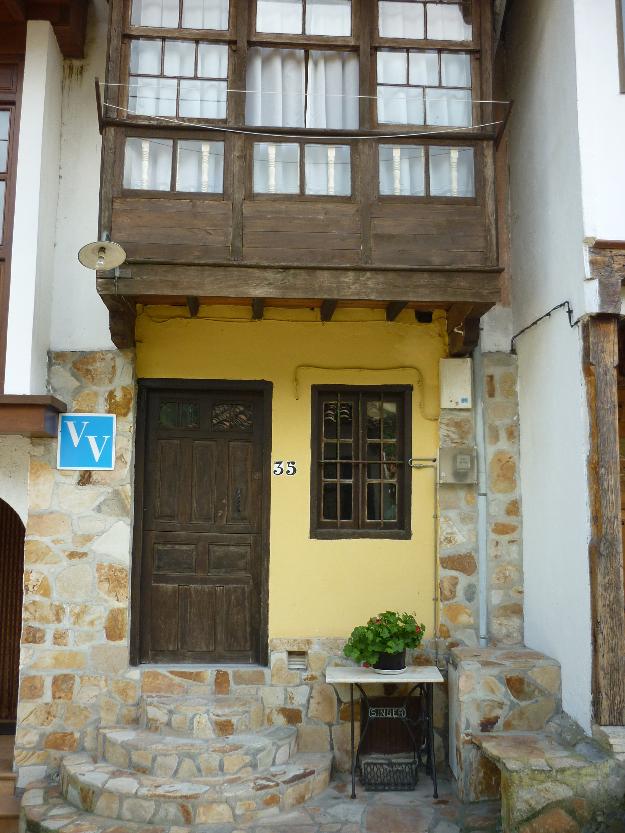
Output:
[{"xmin": 473, "ymin": 348, "xmax": 489, "ymax": 647}]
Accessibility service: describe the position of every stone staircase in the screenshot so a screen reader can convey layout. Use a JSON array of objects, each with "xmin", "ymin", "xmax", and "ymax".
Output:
[
  {"xmin": 0, "ymin": 736, "xmax": 18, "ymax": 833},
  {"xmin": 21, "ymin": 691, "xmax": 333, "ymax": 832},
  {"xmin": 450, "ymin": 647, "xmax": 625, "ymax": 832}
]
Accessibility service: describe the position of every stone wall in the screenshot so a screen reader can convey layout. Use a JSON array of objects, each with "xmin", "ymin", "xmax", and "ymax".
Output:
[
  {"xmin": 438, "ymin": 409, "xmax": 479, "ymax": 645},
  {"xmin": 16, "ymin": 349, "xmax": 137, "ymax": 787},
  {"xmin": 482, "ymin": 354, "xmax": 523, "ymax": 646}
]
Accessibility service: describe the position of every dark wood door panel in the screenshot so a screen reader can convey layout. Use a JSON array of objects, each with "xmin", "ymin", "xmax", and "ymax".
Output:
[{"xmin": 138, "ymin": 386, "xmax": 268, "ymax": 664}]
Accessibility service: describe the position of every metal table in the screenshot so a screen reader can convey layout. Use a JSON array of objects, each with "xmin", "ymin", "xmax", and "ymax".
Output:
[{"xmin": 326, "ymin": 665, "xmax": 444, "ymax": 799}]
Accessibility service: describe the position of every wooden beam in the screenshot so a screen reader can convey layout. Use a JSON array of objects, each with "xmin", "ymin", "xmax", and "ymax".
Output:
[
  {"xmin": 101, "ymin": 295, "xmax": 136, "ymax": 349},
  {"xmin": 98, "ymin": 266, "xmax": 502, "ymax": 305},
  {"xmin": 0, "ymin": 395, "xmax": 66, "ymax": 437},
  {"xmin": 386, "ymin": 301, "xmax": 408, "ymax": 322},
  {"xmin": 251, "ymin": 298, "xmax": 265, "ymax": 320},
  {"xmin": 320, "ymin": 300, "xmax": 338, "ymax": 321},
  {"xmin": 446, "ymin": 303, "xmax": 491, "ymax": 357},
  {"xmin": 583, "ymin": 316, "xmax": 625, "ymax": 725},
  {"xmin": 186, "ymin": 296, "xmax": 199, "ymax": 317}
]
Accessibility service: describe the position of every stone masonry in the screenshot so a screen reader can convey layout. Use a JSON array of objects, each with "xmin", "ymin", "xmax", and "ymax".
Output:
[{"xmin": 482, "ymin": 354, "xmax": 523, "ymax": 646}]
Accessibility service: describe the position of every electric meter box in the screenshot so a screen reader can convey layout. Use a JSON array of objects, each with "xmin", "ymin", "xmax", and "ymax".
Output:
[
  {"xmin": 438, "ymin": 446, "xmax": 478, "ymax": 485},
  {"xmin": 440, "ymin": 358, "xmax": 472, "ymax": 409}
]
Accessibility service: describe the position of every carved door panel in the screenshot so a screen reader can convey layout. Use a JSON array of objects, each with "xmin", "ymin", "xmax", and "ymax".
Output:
[{"xmin": 139, "ymin": 389, "xmax": 266, "ymax": 663}]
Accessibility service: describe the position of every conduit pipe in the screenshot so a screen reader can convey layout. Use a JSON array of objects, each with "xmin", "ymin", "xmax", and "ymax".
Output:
[{"xmin": 473, "ymin": 348, "xmax": 489, "ymax": 647}]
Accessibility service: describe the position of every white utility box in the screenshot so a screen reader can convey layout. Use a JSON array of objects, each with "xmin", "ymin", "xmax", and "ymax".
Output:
[{"xmin": 440, "ymin": 358, "xmax": 472, "ymax": 409}]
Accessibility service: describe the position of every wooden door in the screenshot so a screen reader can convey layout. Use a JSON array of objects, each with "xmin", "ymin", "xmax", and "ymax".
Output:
[
  {"xmin": 137, "ymin": 385, "xmax": 269, "ymax": 664},
  {"xmin": 0, "ymin": 500, "xmax": 24, "ymax": 728}
]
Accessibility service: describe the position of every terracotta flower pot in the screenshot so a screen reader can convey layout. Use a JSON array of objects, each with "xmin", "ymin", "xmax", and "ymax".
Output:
[{"xmin": 372, "ymin": 649, "xmax": 406, "ymax": 674}]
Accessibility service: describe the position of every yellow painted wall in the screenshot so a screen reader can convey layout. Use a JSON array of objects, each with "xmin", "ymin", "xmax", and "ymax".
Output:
[{"xmin": 136, "ymin": 305, "xmax": 446, "ymax": 639}]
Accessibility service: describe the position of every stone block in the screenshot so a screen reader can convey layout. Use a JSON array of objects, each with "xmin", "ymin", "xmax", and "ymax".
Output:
[
  {"xmin": 308, "ymin": 684, "xmax": 337, "ymax": 724},
  {"xmin": 298, "ymin": 725, "xmax": 331, "ymax": 752},
  {"xmin": 19, "ymin": 676, "xmax": 44, "ymax": 700}
]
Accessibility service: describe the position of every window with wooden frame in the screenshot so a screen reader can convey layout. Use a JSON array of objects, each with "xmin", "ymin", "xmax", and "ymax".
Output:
[
  {"xmin": 311, "ymin": 386, "xmax": 412, "ymax": 538},
  {"xmin": 378, "ymin": 143, "xmax": 474, "ymax": 197},
  {"xmin": 123, "ymin": 135, "xmax": 225, "ymax": 191},
  {"xmin": 115, "ymin": 0, "xmax": 481, "ymax": 200},
  {"xmin": 253, "ymin": 141, "xmax": 352, "ymax": 195}
]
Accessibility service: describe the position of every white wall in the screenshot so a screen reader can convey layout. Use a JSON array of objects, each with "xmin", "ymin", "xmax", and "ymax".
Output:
[
  {"xmin": 4, "ymin": 22, "xmax": 62, "ymax": 394},
  {"xmin": 573, "ymin": 0, "xmax": 625, "ymax": 242},
  {"xmin": 50, "ymin": 0, "xmax": 113, "ymax": 351},
  {"xmin": 504, "ymin": 0, "xmax": 593, "ymax": 731}
]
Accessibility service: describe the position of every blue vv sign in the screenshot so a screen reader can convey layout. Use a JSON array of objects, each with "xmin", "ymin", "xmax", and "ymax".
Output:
[{"xmin": 57, "ymin": 414, "xmax": 116, "ymax": 471}]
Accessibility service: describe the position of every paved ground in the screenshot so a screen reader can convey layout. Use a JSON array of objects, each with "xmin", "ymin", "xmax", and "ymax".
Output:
[{"xmin": 247, "ymin": 773, "xmax": 502, "ymax": 833}]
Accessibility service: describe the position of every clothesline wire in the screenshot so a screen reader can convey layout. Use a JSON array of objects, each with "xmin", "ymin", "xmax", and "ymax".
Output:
[
  {"xmin": 104, "ymin": 100, "xmax": 503, "ymax": 141},
  {"xmin": 102, "ymin": 80, "xmax": 509, "ymax": 105}
]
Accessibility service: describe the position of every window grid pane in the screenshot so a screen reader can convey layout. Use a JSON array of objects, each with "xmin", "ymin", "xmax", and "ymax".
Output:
[
  {"xmin": 176, "ymin": 140, "xmax": 224, "ymax": 192},
  {"xmin": 130, "ymin": 0, "xmax": 230, "ymax": 29},
  {"xmin": 124, "ymin": 137, "xmax": 173, "ymax": 190},
  {"xmin": 379, "ymin": 143, "xmax": 474, "ymax": 198},
  {"xmin": 378, "ymin": 1, "xmax": 472, "ymax": 41},
  {"xmin": 128, "ymin": 38, "xmax": 228, "ymax": 120},
  {"xmin": 377, "ymin": 47, "xmax": 472, "ymax": 127},
  {"xmin": 315, "ymin": 390, "xmax": 406, "ymax": 533},
  {"xmin": 253, "ymin": 142, "xmax": 300, "ymax": 193},
  {"xmin": 256, "ymin": 0, "xmax": 352, "ymax": 36},
  {"xmin": 305, "ymin": 144, "xmax": 351, "ymax": 196}
]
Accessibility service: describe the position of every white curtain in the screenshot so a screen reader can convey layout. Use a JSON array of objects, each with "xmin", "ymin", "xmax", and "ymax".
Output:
[
  {"xmin": 197, "ymin": 43, "xmax": 228, "ymax": 78},
  {"xmin": 179, "ymin": 79, "xmax": 227, "ymax": 118},
  {"xmin": 379, "ymin": 145, "xmax": 425, "ymax": 196},
  {"xmin": 246, "ymin": 48, "xmax": 358, "ymax": 128},
  {"xmin": 0, "ymin": 111, "xmax": 9, "ymax": 173},
  {"xmin": 429, "ymin": 146, "xmax": 474, "ymax": 196},
  {"xmin": 246, "ymin": 48, "xmax": 305, "ymax": 127},
  {"xmin": 124, "ymin": 138, "xmax": 173, "ymax": 190},
  {"xmin": 378, "ymin": 1, "xmax": 424, "ymax": 39},
  {"xmin": 307, "ymin": 51, "xmax": 359, "ymax": 128},
  {"xmin": 305, "ymin": 144, "xmax": 351, "ymax": 195},
  {"xmin": 426, "ymin": 3, "xmax": 472, "ymax": 40},
  {"xmin": 163, "ymin": 40, "xmax": 195, "ymax": 77},
  {"xmin": 253, "ymin": 143, "xmax": 300, "ymax": 193},
  {"xmin": 409, "ymin": 51, "xmax": 438, "ymax": 86},
  {"xmin": 131, "ymin": 0, "xmax": 178, "ymax": 28},
  {"xmin": 129, "ymin": 77, "xmax": 178, "ymax": 116},
  {"xmin": 256, "ymin": 0, "xmax": 303, "ymax": 33},
  {"xmin": 441, "ymin": 52, "xmax": 471, "ymax": 87},
  {"xmin": 306, "ymin": 0, "xmax": 351, "ymax": 36},
  {"xmin": 425, "ymin": 88, "xmax": 471, "ymax": 126},
  {"xmin": 176, "ymin": 140, "xmax": 224, "ymax": 191},
  {"xmin": 181, "ymin": 0, "xmax": 229, "ymax": 29},
  {"xmin": 130, "ymin": 39, "xmax": 161, "ymax": 75}
]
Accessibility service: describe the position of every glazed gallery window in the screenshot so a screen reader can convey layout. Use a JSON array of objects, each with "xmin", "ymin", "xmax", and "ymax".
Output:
[
  {"xmin": 253, "ymin": 142, "xmax": 351, "ymax": 195},
  {"xmin": 618, "ymin": 0, "xmax": 625, "ymax": 92},
  {"xmin": 378, "ymin": 1, "xmax": 472, "ymax": 40},
  {"xmin": 131, "ymin": 0, "xmax": 229, "ymax": 29},
  {"xmin": 246, "ymin": 48, "xmax": 359, "ymax": 128},
  {"xmin": 0, "ymin": 110, "xmax": 9, "ymax": 244},
  {"xmin": 129, "ymin": 39, "xmax": 229, "ymax": 118},
  {"xmin": 377, "ymin": 49, "xmax": 472, "ymax": 125},
  {"xmin": 255, "ymin": 0, "xmax": 352, "ymax": 36},
  {"xmin": 379, "ymin": 144, "xmax": 474, "ymax": 196},
  {"xmin": 311, "ymin": 387, "xmax": 411, "ymax": 537},
  {"xmin": 123, "ymin": 137, "xmax": 225, "ymax": 191}
]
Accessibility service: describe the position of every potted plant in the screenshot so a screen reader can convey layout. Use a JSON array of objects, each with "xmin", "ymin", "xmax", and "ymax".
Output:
[{"xmin": 343, "ymin": 611, "xmax": 426, "ymax": 674}]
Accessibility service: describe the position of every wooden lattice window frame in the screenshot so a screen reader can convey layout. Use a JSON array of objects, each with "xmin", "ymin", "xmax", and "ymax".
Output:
[{"xmin": 310, "ymin": 385, "xmax": 412, "ymax": 539}]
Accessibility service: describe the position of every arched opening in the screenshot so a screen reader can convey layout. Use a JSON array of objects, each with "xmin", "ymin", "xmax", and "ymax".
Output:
[{"xmin": 0, "ymin": 499, "xmax": 24, "ymax": 732}]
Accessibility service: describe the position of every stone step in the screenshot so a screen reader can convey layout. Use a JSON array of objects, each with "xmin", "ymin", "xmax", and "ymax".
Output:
[
  {"xmin": 99, "ymin": 725, "xmax": 297, "ymax": 777},
  {"xmin": 61, "ymin": 750, "xmax": 333, "ymax": 826},
  {"xmin": 141, "ymin": 694, "xmax": 264, "ymax": 738},
  {"xmin": 473, "ymin": 730, "xmax": 625, "ymax": 832}
]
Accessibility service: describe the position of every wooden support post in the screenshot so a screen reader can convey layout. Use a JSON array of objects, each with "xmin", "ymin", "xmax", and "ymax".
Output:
[
  {"xmin": 386, "ymin": 301, "xmax": 408, "ymax": 322},
  {"xmin": 186, "ymin": 296, "xmax": 199, "ymax": 317},
  {"xmin": 103, "ymin": 296, "xmax": 136, "ymax": 349},
  {"xmin": 583, "ymin": 315, "xmax": 625, "ymax": 726},
  {"xmin": 446, "ymin": 303, "xmax": 489, "ymax": 357},
  {"xmin": 320, "ymin": 300, "xmax": 338, "ymax": 322},
  {"xmin": 251, "ymin": 298, "xmax": 264, "ymax": 320}
]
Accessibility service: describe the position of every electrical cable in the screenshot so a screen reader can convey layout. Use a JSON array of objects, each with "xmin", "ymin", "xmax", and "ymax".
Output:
[{"xmin": 510, "ymin": 301, "xmax": 577, "ymax": 354}]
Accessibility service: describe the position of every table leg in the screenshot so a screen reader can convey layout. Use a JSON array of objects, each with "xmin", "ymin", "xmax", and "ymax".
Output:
[
  {"xmin": 426, "ymin": 683, "xmax": 438, "ymax": 799},
  {"xmin": 350, "ymin": 683, "xmax": 356, "ymax": 799}
]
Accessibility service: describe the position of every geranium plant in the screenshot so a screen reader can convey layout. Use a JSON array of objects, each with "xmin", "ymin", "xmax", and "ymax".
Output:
[{"xmin": 343, "ymin": 610, "xmax": 426, "ymax": 667}]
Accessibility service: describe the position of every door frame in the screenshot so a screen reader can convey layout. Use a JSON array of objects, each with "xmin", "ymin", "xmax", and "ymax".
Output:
[{"xmin": 130, "ymin": 378, "xmax": 273, "ymax": 667}]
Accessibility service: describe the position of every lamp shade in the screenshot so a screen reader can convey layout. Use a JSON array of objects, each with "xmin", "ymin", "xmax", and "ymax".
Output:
[{"xmin": 78, "ymin": 239, "xmax": 127, "ymax": 271}]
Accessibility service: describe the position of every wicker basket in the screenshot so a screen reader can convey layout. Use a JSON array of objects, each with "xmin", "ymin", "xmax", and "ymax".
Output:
[{"xmin": 360, "ymin": 756, "xmax": 418, "ymax": 791}]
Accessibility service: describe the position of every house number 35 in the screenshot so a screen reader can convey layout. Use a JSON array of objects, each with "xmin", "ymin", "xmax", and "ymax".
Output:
[{"xmin": 273, "ymin": 461, "xmax": 297, "ymax": 476}]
